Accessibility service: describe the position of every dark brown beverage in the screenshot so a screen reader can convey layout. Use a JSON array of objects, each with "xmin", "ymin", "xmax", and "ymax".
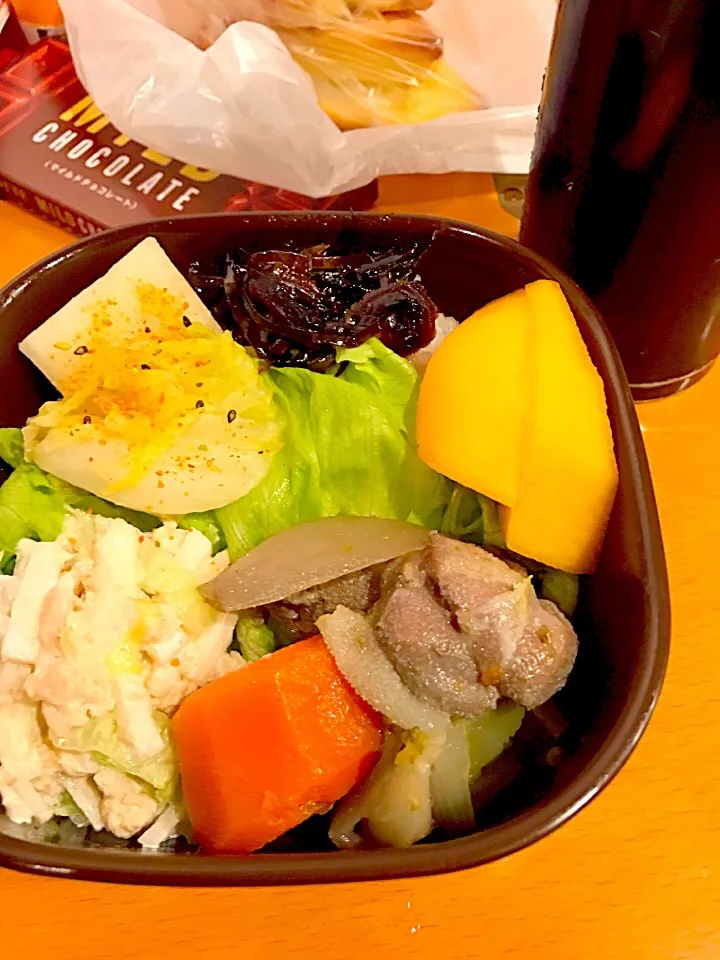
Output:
[{"xmin": 521, "ymin": 0, "xmax": 720, "ymax": 399}]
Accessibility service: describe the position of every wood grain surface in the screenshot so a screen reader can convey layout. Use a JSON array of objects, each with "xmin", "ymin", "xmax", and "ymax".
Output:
[{"xmin": 1, "ymin": 175, "xmax": 718, "ymax": 960}]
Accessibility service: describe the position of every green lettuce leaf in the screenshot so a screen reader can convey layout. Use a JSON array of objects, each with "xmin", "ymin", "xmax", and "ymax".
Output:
[
  {"xmin": 0, "ymin": 463, "xmax": 67, "ymax": 569},
  {"xmin": 335, "ymin": 338, "xmax": 418, "ymax": 416},
  {"xmin": 217, "ymin": 339, "xmax": 450, "ymax": 559},
  {"xmin": 54, "ymin": 483, "xmax": 159, "ymax": 533},
  {"xmin": 0, "ymin": 427, "xmax": 26, "ymax": 469},
  {"xmin": 0, "ymin": 428, "xmax": 66, "ymax": 568}
]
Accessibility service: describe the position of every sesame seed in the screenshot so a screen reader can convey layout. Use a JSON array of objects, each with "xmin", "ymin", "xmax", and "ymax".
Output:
[
  {"xmin": 74, "ymin": 345, "xmax": 88, "ymax": 356},
  {"xmin": 83, "ymin": 415, "xmax": 92, "ymax": 425},
  {"xmin": 183, "ymin": 316, "xmax": 192, "ymax": 327},
  {"xmin": 144, "ymin": 326, "xmax": 151, "ymax": 333},
  {"xmin": 196, "ymin": 400, "xmax": 204, "ymax": 409},
  {"xmin": 227, "ymin": 410, "xmax": 237, "ymax": 423},
  {"xmin": 54, "ymin": 342, "xmax": 71, "ymax": 351},
  {"xmin": 141, "ymin": 364, "xmax": 151, "ymax": 370}
]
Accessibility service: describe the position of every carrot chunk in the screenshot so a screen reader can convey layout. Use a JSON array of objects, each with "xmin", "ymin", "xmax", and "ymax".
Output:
[{"xmin": 172, "ymin": 635, "xmax": 383, "ymax": 853}]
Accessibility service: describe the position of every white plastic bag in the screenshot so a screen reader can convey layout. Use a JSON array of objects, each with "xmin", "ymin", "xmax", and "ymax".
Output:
[{"xmin": 59, "ymin": 0, "xmax": 555, "ymax": 198}]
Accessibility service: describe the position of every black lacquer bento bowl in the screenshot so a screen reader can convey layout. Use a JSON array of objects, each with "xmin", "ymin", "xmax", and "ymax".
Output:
[{"xmin": 0, "ymin": 213, "xmax": 670, "ymax": 885}]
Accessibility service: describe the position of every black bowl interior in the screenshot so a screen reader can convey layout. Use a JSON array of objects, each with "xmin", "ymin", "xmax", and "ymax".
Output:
[{"xmin": 0, "ymin": 213, "xmax": 670, "ymax": 884}]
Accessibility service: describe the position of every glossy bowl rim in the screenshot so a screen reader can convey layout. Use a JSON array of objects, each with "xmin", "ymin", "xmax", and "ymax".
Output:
[{"xmin": 0, "ymin": 212, "xmax": 671, "ymax": 885}]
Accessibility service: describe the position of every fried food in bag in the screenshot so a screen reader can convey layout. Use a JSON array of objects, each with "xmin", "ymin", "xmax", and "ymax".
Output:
[{"xmin": 158, "ymin": 0, "xmax": 483, "ymax": 129}]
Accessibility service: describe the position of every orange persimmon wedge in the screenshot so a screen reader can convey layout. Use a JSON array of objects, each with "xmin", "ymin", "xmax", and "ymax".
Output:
[
  {"xmin": 417, "ymin": 280, "xmax": 618, "ymax": 574},
  {"xmin": 172, "ymin": 635, "xmax": 383, "ymax": 854},
  {"xmin": 501, "ymin": 280, "xmax": 618, "ymax": 573},
  {"xmin": 416, "ymin": 289, "xmax": 527, "ymax": 506}
]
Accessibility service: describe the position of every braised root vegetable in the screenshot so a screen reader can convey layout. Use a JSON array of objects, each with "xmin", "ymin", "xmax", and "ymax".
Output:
[
  {"xmin": 172, "ymin": 635, "xmax": 383, "ymax": 853},
  {"xmin": 201, "ymin": 515, "xmax": 430, "ymax": 611}
]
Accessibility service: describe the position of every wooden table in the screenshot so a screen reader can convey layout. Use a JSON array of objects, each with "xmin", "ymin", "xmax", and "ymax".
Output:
[{"xmin": 2, "ymin": 176, "xmax": 719, "ymax": 960}]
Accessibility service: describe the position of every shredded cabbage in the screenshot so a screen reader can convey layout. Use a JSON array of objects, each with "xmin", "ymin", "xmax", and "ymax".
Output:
[{"xmin": 53, "ymin": 711, "xmax": 177, "ymax": 804}]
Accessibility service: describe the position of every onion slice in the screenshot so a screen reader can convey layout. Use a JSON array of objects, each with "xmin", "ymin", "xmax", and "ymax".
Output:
[
  {"xmin": 317, "ymin": 605, "xmax": 450, "ymax": 733},
  {"xmin": 201, "ymin": 516, "xmax": 429, "ymax": 611},
  {"xmin": 329, "ymin": 733, "xmax": 401, "ymax": 849},
  {"xmin": 330, "ymin": 728, "xmax": 446, "ymax": 850},
  {"xmin": 430, "ymin": 721, "xmax": 475, "ymax": 835},
  {"xmin": 137, "ymin": 805, "xmax": 181, "ymax": 850}
]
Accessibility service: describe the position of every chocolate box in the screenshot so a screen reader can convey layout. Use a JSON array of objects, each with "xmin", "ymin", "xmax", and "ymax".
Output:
[{"xmin": 0, "ymin": 35, "xmax": 377, "ymax": 238}]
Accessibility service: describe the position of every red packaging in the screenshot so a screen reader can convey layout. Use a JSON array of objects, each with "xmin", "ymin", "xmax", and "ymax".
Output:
[
  {"xmin": 0, "ymin": 2, "xmax": 28, "ymax": 70},
  {"xmin": 0, "ymin": 36, "xmax": 377, "ymax": 238}
]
